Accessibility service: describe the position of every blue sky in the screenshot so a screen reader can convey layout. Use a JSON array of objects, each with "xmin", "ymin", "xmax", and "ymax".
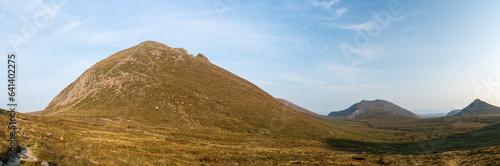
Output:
[{"xmin": 1, "ymin": 0, "xmax": 499, "ymax": 115}]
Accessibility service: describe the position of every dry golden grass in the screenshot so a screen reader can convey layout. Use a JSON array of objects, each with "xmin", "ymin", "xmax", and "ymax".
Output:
[{"xmin": 0, "ymin": 111, "xmax": 498, "ymax": 165}]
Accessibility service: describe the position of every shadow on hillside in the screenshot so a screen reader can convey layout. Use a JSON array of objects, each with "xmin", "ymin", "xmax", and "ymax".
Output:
[{"xmin": 325, "ymin": 122, "xmax": 500, "ymax": 155}]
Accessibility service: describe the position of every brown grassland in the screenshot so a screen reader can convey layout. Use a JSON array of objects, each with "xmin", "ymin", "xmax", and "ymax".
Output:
[{"xmin": 1, "ymin": 111, "xmax": 499, "ymax": 165}]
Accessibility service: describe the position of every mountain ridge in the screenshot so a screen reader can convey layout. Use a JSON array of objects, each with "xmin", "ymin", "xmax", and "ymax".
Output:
[
  {"xmin": 446, "ymin": 109, "xmax": 461, "ymax": 116},
  {"xmin": 276, "ymin": 98, "xmax": 319, "ymax": 116},
  {"xmin": 455, "ymin": 99, "xmax": 500, "ymax": 116},
  {"xmin": 328, "ymin": 99, "xmax": 422, "ymax": 120}
]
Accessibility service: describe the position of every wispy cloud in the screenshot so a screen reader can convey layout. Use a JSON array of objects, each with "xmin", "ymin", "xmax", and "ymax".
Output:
[
  {"xmin": 54, "ymin": 16, "xmax": 143, "ymax": 45},
  {"xmin": 262, "ymin": 63, "xmax": 381, "ymax": 94},
  {"xmin": 320, "ymin": 84, "xmax": 381, "ymax": 92},
  {"xmin": 311, "ymin": 0, "xmax": 340, "ymax": 10},
  {"xmin": 57, "ymin": 20, "xmax": 82, "ymax": 34},
  {"xmin": 336, "ymin": 7, "xmax": 348, "ymax": 16},
  {"xmin": 306, "ymin": 0, "xmax": 347, "ymax": 19},
  {"xmin": 327, "ymin": 21, "xmax": 375, "ymax": 31}
]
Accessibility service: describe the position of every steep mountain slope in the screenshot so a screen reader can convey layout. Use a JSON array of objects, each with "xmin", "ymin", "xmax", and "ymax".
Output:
[
  {"xmin": 455, "ymin": 99, "xmax": 500, "ymax": 116},
  {"xmin": 328, "ymin": 99, "xmax": 422, "ymax": 120},
  {"xmin": 41, "ymin": 41, "xmax": 332, "ymax": 137},
  {"xmin": 276, "ymin": 98, "xmax": 319, "ymax": 116},
  {"xmin": 445, "ymin": 109, "xmax": 461, "ymax": 116}
]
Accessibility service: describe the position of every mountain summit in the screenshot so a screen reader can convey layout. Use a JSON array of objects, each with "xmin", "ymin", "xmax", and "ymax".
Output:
[
  {"xmin": 328, "ymin": 99, "xmax": 422, "ymax": 120},
  {"xmin": 455, "ymin": 99, "xmax": 500, "ymax": 116},
  {"xmin": 41, "ymin": 40, "xmax": 331, "ymax": 136}
]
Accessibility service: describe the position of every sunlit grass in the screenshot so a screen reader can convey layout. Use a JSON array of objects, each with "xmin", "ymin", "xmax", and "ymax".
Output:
[{"xmin": 0, "ymin": 112, "xmax": 498, "ymax": 165}]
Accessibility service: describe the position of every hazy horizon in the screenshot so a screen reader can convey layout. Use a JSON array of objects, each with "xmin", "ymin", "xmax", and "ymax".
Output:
[{"xmin": 1, "ymin": 0, "xmax": 499, "ymax": 115}]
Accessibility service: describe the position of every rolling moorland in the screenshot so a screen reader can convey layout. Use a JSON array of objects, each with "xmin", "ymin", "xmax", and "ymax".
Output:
[{"xmin": 1, "ymin": 41, "xmax": 499, "ymax": 165}]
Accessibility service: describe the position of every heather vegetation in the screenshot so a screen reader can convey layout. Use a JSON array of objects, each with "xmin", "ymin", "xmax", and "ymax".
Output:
[{"xmin": 2, "ymin": 111, "xmax": 500, "ymax": 165}]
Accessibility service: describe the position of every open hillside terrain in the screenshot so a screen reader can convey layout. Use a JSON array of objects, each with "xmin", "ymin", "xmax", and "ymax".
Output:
[
  {"xmin": 277, "ymin": 98, "xmax": 321, "ymax": 117},
  {"xmin": 328, "ymin": 99, "xmax": 422, "ymax": 120},
  {"xmin": 1, "ymin": 41, "xmax": 499, "ymax": 165},
  {"xmin": 2, "ymin": 108, "xmax": 500, "ymax": 165},
  {"xmin": 40, "ymin": 41, "xmax": 336, "ymax": 139}
]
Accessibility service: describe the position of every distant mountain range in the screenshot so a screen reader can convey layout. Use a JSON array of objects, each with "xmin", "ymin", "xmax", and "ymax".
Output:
[
  {"xmin": 276, "ymin": 98, "xmax": 500, "ymax": 120},
  {"xmin": 328, "ymin": 99, "xmax": 422, "ymax": 120}
]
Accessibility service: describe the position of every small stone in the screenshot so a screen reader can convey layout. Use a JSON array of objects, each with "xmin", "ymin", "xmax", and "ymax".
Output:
[
  {"xmin": 46, "ymin": 133, "xmax": 52, "ymax": 137},
  {"xmin": 60, "ymin": 137, "xmax": 64, "ymax": 140},
  {"xmin": 41, "ymin": 161, "xmax": 49, "ymax": 166}
]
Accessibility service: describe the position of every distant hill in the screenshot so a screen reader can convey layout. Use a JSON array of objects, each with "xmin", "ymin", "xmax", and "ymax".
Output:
[
  {"xmin": 445, "ymin": 109, "xmax": 461, "ymax": 116},
  {"xmin": 24, "ymin": 110, "xmax": 43, "ymax": 115},
  {"xmin": 328, "ymin": 99, "xmax": 422, "ymax": 120},
  {"xmin": 41, "ymin": 40, "xmax": 335, "ymax": 137},
  {"xmin": 455, "ymin": 99, "xmax": 500, "ymax": 116}
]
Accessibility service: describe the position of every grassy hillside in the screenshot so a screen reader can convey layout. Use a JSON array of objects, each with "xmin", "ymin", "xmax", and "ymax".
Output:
[
  {"xmin": 40, "ymin": 41, "xmax": 338, "ymax": 139},
  {"xmin": 276, "ymin": 98, "xmax": 320, "ymax": 116}
]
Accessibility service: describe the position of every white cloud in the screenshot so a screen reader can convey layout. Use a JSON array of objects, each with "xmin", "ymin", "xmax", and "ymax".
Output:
[
  {"xmin": 311, "ymin": 6, "xmax": 348, "ymax": 20},
  {"xmin": 57, "ymin": 20, "xmax": 82, "ymax": 34},
  {"xmin": 336, "ymin": 7, "xmax": 348, "ymax": 17},
  {"xmin": 311, "ymin": 0, "xmax": 340, "ymax": 10},
  {"xmin": 327, "ymin": 21, "xmax": 376, "ymax": 31}
]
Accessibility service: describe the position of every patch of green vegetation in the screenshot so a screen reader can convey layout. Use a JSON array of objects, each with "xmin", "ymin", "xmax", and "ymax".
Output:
[{"xmin": 325, "ymin": 116, "xmax": 500, "ymax": 155}]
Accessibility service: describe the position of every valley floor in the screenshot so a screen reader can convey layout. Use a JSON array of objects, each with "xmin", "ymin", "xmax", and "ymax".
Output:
[{"xmin": 1, "ymin": 112, "xmax": 500, "ymax": 165}]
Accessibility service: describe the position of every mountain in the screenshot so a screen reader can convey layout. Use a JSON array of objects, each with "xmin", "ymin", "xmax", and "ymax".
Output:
[
  {"xmin": 455, "ymin": 99, "xmax": 500, "ymax": 116},
  {"xmin": 276, "ymin": 98, "xmax": 319, "ymax": 116},
  {"xmin": 351, "ymin": 107, "xmax": 397, "ymax": 120},
  {"xmin": 40, "ymin": 40, "xmax": 333, "ymax": 137},
  {"xmin": 445, "ymin": 109, "xmax": 461, "ymax": 116},
  {"xmin": 328, "ymin": 99, "xmax": 422, "ymax": 120}
]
